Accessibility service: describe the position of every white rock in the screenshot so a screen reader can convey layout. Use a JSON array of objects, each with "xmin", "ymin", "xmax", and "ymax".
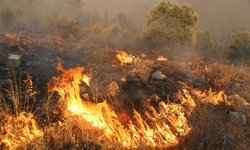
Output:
[
  {"xmin": 152, "ymin": 71, "xmax": 166, "ymax": 80},
  {"xmin": 125, "ymin": 56, "xmax": 133, "ymax": 64},
  {"xmin": 229, "ymin": 112, "xmax": 246, "ymax": 125}
]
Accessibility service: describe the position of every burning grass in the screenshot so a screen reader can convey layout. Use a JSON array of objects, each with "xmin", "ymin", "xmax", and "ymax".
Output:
[{"xmin": 0, "ymin": 34, "xmax": 250, "ymax": 149}]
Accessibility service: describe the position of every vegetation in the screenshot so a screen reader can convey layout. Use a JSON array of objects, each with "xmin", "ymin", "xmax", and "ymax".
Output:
[
  {"xmin": 145, "ymin": 0, "xmax": 199, "ymax": 47},
  {"xmin": 228, "ymin": 30, "xmax": 250, "ymax": 59},
  {"xmin": 0, "ymin": 6, "xmax": 17, "ymax": 31},
  {"xmin": 46, "ymin": 15, "xmax": 80, "ymax": 38},
  {"xmin": 195, "ymin": 28, "xmax": 214, "ymax": 52}
]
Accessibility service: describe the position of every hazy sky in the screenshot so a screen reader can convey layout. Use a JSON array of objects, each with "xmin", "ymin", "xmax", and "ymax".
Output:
[
  {"xmin": 0, "ymin": 0, "xmax": 249, "ymax": 37},
  {"xmin": 83, "ymin": 0, "xmax": 250, "ymax": 37}
]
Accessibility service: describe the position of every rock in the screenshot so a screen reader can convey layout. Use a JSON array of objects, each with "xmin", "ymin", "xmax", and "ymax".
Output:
[
  {"xmin": 120, "ymin": 63, "xmax": 123, "ymax": 67},
  {"xmin": 55, "ymin": 57, "xmax": 65, "ymax": 65},
  {"xmin": 152, "ymin": 71, "xmax": 166, "ymax": 80},
  {"xmin": 227, "ymin": 94, "xmax": 249, "ymax": 106},
  {"xmin": 125, "ymin": 56, "xmax": 133, "ymax": 64},
  {"xmin": 18, "ymin": 46, "xmax": 24, "ymax": 52},
  {"xmin": 141, "ymin": 53, "xmax": 147, "ymax": 59},
  {"xmin": 123, "ymin": 69, "xmax": 126, "ymax": 72},
  {"xmin": 120, "ymin": 78, "xmax": 126, "ymax": 83},
  {"xmin": 188, "ymin": 62, "xmax": 192, "ymax": 66},
  {"xmin": 105, "ymin": 81, "xmax": 119, "ymax": 91},
  {"xmin": 132, "ymin": 58, "xmax": 137, "ymax": 65},
  {"xmin": 229, "ymin": 112, "xmax": 246, "ymax": 125}
]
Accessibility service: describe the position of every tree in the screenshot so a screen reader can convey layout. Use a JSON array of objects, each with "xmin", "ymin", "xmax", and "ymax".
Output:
[
  {"xmin": 116, "ymin": 11, "xmax": 134, "ymax": 30},
  {"xmin": 195, "ymin": 28, "xmax": 214, "ymax": 52},
  {"xmin": 109, "ymin": 23, "xmax": 122, "ymax": 37},
  {"xmin": 46, "ymin": 15, "xmax": 80, "ymax": 38},
  {"xmin": 102, "ymin": 8, "xmax": 109, "ymax": 27},
  {"xmin": 32, "ymin": 17, "xmax": 40, "ymax": 33},
  {"xmin": 0, "ymin": 6, "xmax": 16, "ymax": 31},
  {"xmin": 229, "ymin": 30, "xmax": 250, "ymax": 57},
  {"xmin": 145, "ymin": 0, "xmax": 199, "ymax": 47}
]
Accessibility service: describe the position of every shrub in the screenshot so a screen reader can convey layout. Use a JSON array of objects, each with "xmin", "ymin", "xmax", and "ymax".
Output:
[
  {"xmin": 145, "ymin": 0, "xmax": 199, "ymax": 47},
  {"xmin": 46, "ymin": 15, "xmax": 80, "ymax": 38},
  {"xmin": 229, "ymin": 30, "xmax": 250, "ymax": 58},
  {"xmin": 195, "ymin": 28, "xmax": 214, "ymax": 52},
  {"xmin": 0, "ymin": 6, "xmax": 17, "ymax": 31}
]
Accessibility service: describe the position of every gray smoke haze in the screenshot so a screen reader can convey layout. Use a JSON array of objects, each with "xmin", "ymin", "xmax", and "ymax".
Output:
[{"xmin": 0, "ymin": 0, "xmax": 250, "ymax": 37}]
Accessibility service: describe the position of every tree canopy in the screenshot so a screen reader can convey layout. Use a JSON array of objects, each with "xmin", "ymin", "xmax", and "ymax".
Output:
[
  {"xmin": 145, "ymin": 0, "xmax": 199, "ymax": 47},
  {"xmin": 229, "ymin": 30, "xmax": 250, "ymax": 57}
]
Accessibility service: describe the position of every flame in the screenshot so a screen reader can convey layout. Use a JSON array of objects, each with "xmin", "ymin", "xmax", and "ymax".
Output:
[
  {"xmin": 47, "ymin": 63, "xmax": 198, "ymax": 149},
  {"xmin": 116, "ymin": 50, "xmax": 130, "ymax": 63},
  {"xmin": 0, "ymin": 112, "xmax": 43, "ymax": 150},
  {"xmin": 157, "ymin": 56, "xmax": 168, "ymax": 61}
]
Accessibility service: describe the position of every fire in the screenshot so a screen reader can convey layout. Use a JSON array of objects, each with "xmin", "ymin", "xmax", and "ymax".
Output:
[
  {"xmin": 0, "ymin": 112, "xmax": 43, "ymax": 150},
  {"xmin": 157, "ymin": 55, "xmax": 168, "ymax": 61},
  {"xmin": 116, "ymin": 50, "xmax": 131, "ymax": 63},
  {"xmin": 47, "ymin": 63, "xmax": 196, "ymax": 149}
]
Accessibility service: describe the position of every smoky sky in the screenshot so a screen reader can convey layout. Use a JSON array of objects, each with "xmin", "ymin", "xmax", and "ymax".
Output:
[{"xmin": 0, "ymin": 0, "xmax": 250, "ymax": 37}]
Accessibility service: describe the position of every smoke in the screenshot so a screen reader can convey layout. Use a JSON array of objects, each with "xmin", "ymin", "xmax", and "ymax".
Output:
[{"xmin": 0, "ymin": 0, "xmax": 249, "ymax": 37}]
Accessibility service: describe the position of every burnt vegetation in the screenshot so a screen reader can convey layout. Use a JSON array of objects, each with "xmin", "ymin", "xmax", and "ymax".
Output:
[{"xmin": 0, "ymin": 0, "xmax": 250, "ymax": 149}]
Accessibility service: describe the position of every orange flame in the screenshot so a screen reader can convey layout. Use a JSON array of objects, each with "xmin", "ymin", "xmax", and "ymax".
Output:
[
  {"xmin": 47, "ymin": 63, "xmax": 198, "ymax": 149},
  {"xmin": 157, "ymin": 56, "xmax": 168, "ymax": 61},
  {"xmin": 116, "ymin": 50, "xmax": 130, "ymax": 63}
]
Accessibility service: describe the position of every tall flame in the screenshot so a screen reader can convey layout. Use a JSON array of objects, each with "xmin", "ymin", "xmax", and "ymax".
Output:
[{"xmin": 47, "ymin": 63, "xmax": 196, "ymax": 149}]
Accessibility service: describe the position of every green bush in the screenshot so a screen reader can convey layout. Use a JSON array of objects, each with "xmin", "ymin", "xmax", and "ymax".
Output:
[
  {"xmin": 145, "ymin": 0, "xmax": 199, "ymax": 47},
  {"xmin": 46, "ymin": 15, "xmax": 80, "ymax": 38},
  {"xmin": 229, "ymin": 30, "xmax": 250, "ymax": 58},
  {"xmin": 195, "ymin": 28, "xmax": 214, "ymax": 52}
]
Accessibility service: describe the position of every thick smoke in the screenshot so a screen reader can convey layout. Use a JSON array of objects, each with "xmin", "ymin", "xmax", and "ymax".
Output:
[{"xmin": 0, "ymin": 0, "xmax": 249, "ymax": 37}]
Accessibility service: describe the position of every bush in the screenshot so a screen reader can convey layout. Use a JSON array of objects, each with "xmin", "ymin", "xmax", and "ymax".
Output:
[
  {"xmin": 229, "ymin": 30, "xmax": 250, "ymax": 58},
  {"xmin": 195, "ymin": 28, "xmax": 214, "ymax": 52},
  {"xmin": 46, "ymin": 15, "xmax": 80, "ymax": 38},
  {"xmin": 145, "ymin": 0, "xmax": 199, "ymax": 47},
  {"xmin": 0, "ymin": 6, "xmax": 17, "ymax": 31}
]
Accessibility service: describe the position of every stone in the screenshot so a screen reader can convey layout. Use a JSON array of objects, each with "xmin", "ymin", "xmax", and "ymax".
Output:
[
  {"xmin": 152, "ymin": 71, "xmax": 166, "ymax": 80},
  {"xmin": 141, "ymin": 53, "xmax": 147, "ymax": 59},
  {"xmin": 120, "ymin": 78, "xmax": 126, "ymax": 83},
  {"xmin": 18, "ymin": 46, "xmax": 24, "ymax": 52},
  {"xmin": 125, "ymin": 56, "xmax": 133, "ymax": 64},
  {"xmin": 105, "ymin": 81, "xmax": 119, "ymax": 91},
  {"xmin": 227, "ymin": 94, "xmax": 249, "ymax": 106},
  {"xmin": 229, "ymin": 112, "xmax": 246, "ymax": 125},
  {"xmin": 55, "ymin": 57, "xmax": 65, "ymax": 65},
  {"xmin": 132, "ymin": 58, "xmax": 137, "ymax": 65},
  {"xmin": 32, "ymin": 61, "xmax": 47, "ymax": 67}
]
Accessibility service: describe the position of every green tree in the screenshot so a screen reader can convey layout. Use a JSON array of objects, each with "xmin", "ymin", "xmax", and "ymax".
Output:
[
  {"xmin": 117, "ymin": 11, "xmax": 134, "ymax": 30},
  {"xmin": 195, "ymin": 28, "xmax": 214, "ymax": 52},
  {"xmin": 109, "ymin": 23, "xmax": 122, "ymax": 37},
  {"xmin": 0, "ymin": 6, "xmax": 16, "ymax": 31},
  {"xmin": 46, "ymin": 15, "xmax": 80, "ymax": 38},
  {"xmin": 145, "ymin": 0, "xmax": 199, "ymax": 47},
  {"xmin": 229, "ymin": 30, "xmax": 250, "ymax": 57}
]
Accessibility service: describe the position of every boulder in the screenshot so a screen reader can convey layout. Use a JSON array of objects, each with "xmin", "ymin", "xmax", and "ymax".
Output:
[
  {"xmin": 141, "ymin": 53, "xmax": 147, "ymax": 59},
  {"xmin": 125, "ymin": 56, "xmax": 133, "ymax": 64},
  {"xmin": 229, "ymin": 112, "xmax": 246, "ymax": 125},
  {"xmin": 152, "ymin": 71, "xmax": 166, "ymax": 80},
  {"xmin": 18, "ymin": 46, "xmax": 24, "ymax": 52},
  {"xmin": 227, "ymin": 94, "xmax": 249, "ymax": 106}
]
